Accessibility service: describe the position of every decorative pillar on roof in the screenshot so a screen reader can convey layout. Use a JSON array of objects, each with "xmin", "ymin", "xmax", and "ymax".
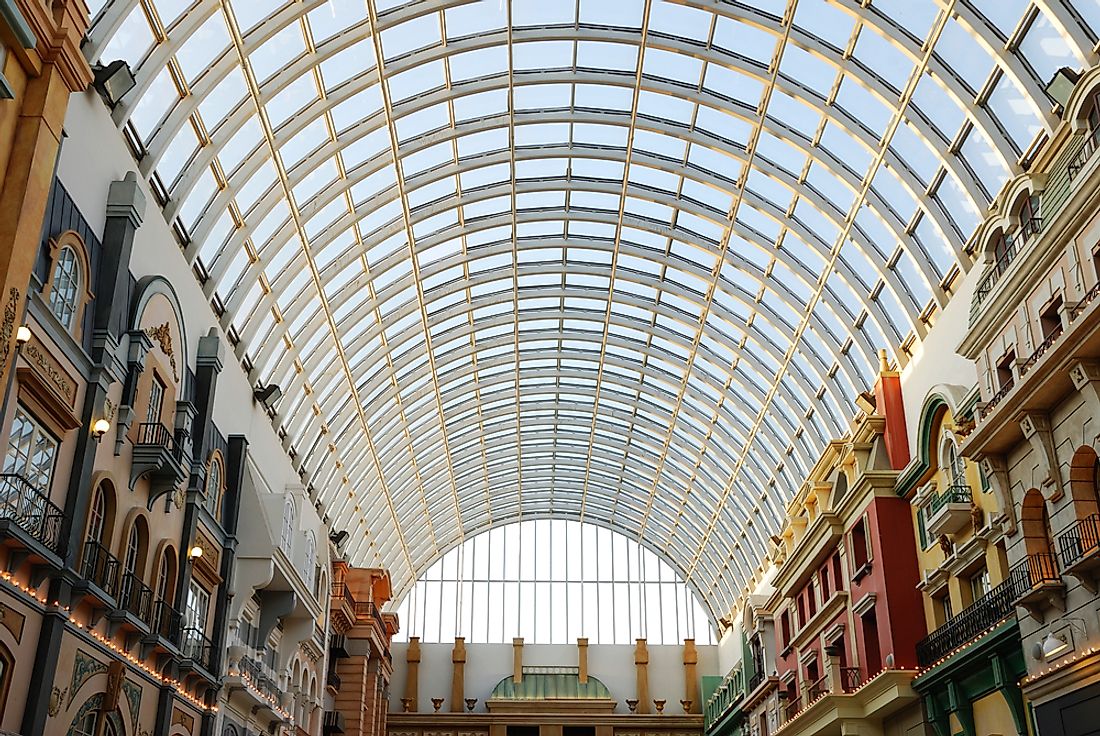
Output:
[
  {"xmin": 451, "ymin": 637, "xmax": 466, "ymax": 712},
  {"xmin": 683, "ymin": 639, "xmax": 699, "ymax": 713},
  {"xmin": 404, "ymin": 636, "xmax": 420, "ymax": 712},
  {"xmin": 873, "ymin": 349, "xmax": 910, "ymax": 470},
  {"xmin": 635, "ymin": 638, "xmax": 650, "ymax": 714},
  {"xmin": 513, "ymin": 638, "xmax": 523, "ymax": 684},
  {"xmin": 578, "ymin": 638, "xmax": 589, "ymax": 684}
]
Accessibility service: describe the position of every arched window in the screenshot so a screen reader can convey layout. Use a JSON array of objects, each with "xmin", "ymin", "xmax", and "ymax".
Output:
[
  {"xmin": 1016, "ymin": 194, "xmax": 1041, "ymax": 241},
  {"xmin": 280, "ymin": 497, "xmax": 296, "ymax": 553},
  {"xmin": 1020, "ymin": 489, "xmax": 1058, "ymax": 583},
  {"xmin": 393, "ymin": 519, "xmax": 715, "ymax": 645},
  {"xmin": 205, "ymin": 456, "xmax": 224, "ymax": 519},
  {"xmin": 941, "ymin": 438, "xmax": 965, "ymax": 483},
  {"xmin": 0, "ymin": 643, "xmax": 13, "ymax": 718},
  {"xmin": 87, "ymin": 485, "xmax": 107, "ymax": 546},
  {"xmin": 155, "ymin": 547, "xmax": 175, "ymax": 604},
  {"xmin": 48, "ymin": 245, "xmax": 82, "ymax": 330},
  {"xmin": 303, "ymin": 532, "xmax": 317, "ymax": 590},
  {"xmin": 120, "ymin": 521, "xmax": 145, "ymax": 606}
]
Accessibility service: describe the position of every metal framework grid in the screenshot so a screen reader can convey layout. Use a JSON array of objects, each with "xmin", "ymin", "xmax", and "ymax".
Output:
[{"xmin": 84, "ymin": 0, "xmax": 1097, "ymax": 619}]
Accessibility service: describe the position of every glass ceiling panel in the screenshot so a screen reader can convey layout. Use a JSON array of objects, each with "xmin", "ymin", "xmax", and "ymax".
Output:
[{"xmin": 87, "ymin": 0, "xmax": 1092, "ymax": 619}]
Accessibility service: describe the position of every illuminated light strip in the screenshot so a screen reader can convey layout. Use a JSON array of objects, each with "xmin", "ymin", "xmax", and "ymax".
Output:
[
  {"xmin": 1021, "ymin": 646, "xmax": 1100, "ymax": 685},
  {"xmin": 0, "ymin": 571, "xmax": 215, "ymax": 713},
  {"xmin": 914, "ymin": 618, "xmax": 1015, "ymax": 676}
]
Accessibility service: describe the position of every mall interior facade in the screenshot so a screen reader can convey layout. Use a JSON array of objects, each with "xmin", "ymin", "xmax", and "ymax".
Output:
[{"xmin": 1, "ymin": 1, "xmax": 1100, "ymax": 735}]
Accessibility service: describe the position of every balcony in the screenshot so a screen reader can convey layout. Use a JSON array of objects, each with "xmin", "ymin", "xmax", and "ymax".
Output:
[
  {"xmin": 0, "ymin": 472, "xmax": 64, "ymax": 559},
  {"xmin": 131, "ymin": 422, "xmax": 187, "ymax": 503},
  {"xmin": 330, "ymin": 580, "xmax": 357, "ymax": 630},
  {"xmin": 923, "ymin": 482, "xmax": 973, "ymax": 538},
  {"xmin": 1009, "ymin": 553, "xmax": 1064, "ymax": 622},
  {"xmin": 782, "ymin": 696, "xmax": 802, "ymax": 723},
  {"xmin": 179, "ymin": 626, "xmax": 216, "ymax": 675},
  {"xmin": 915, "ymin": 572, "xmax": 1021, "ymax": 667},
  {"xmin": 1068, "ymin": 126, "xmax": 1100, "ymax": 180},
  {"xmin": 1057, "ymin": 514, "xmax": 1100, "ymax": 589},
  {"xmin": 80, "ymin": 540, "xmax": 122, "ymax": 601},
  {"xmin": 806, "ymin": 675, "xmax": 828, "ymax": 702},
  {"xmin": 114, "ymin": 572, "xmax": 154, "ymax": 631},
  {"xmin": 323, "ymin": 711, "xmax": 346, "ymax": 734},
  {"xmin": 839, "ymin": 667, "xmax": 862, "ymax": 693},
  {"xmin": 354, "ymin": 600, "xmax": 386, "ymax": 630},
  {"xmin": 704, "ymin": 666, "xmax": 744, "ymax": 730},
  {"xmin": 238, "ymin": 654, "xmax": 282, "ymax": 704},
  {"xmin": 147, "ymin": 599, "xmax": 181, "ymax": 645},
  {"xmin": 1020, "ymin": 323, "xmax": 1065, "ymax": 377},
  {"xmin": 972, "ymin": 222, "xmax": 1042, "ymax": 317}
]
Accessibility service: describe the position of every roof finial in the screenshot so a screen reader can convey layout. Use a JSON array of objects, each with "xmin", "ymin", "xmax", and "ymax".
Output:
[{"xmin": 879, "ymin": 349, "xmax": 889, "ymax": 373}]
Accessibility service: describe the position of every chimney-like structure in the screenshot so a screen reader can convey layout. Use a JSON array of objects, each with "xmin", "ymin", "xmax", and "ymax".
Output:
[
  {"xmin": 451, "ymin": 637, "xmax": 466, "ymax": 712},
  {"xmin": 404, "ymin": 637, "xmax": 420, "ymax": 711},
  {"xmin": 578, "ymin": 638, "xmax": 589, "ymax": 684},
  {"xmin": 635, "ymin": 639, "xmax": 650, "ymax": 714},
  {"xmin": 513, "ymin": 638, "xmax": 524, "ymax": 684},
  {"xmin": 873, "ymin": 349, "xmax": 910, "ymax": 470},
  {"xmin": 683, "ymin": 639, "xmax": 699, "ymax": 713}
]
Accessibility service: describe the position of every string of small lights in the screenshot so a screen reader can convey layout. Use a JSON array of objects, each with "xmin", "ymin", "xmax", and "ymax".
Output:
[
  {"xmin": 1021, "ymin": 646, "xmax": 1099, "ymax": 685},
  {"xmin": 914, "ymin": 618, "xmax": 1013, "ymax": 676},
  {"xmin": 0, "ymin": 570, "xmax": 215, "ymax": 713}
]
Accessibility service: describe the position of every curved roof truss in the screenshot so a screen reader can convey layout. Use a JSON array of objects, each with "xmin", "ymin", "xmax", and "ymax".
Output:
[{"xmin": 84, "ymin": 0, "xmax": 1098, "ymax": 617}]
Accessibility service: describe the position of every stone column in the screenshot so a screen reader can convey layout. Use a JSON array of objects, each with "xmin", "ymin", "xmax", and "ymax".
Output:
[
  {"xmin": 827, "ymin": 651, "xmax": 843, "ymax": 694},
  {"xmin": 405, "ymin": 636, "xmax": 421, "ymax": 711},
  {"xmin": 578, "ymin": 638, "xmax": 589, "ymax": 684},
  {"xmin": 451, "ymin": 637, "xmax": 466, "ymax": 711},
  {"xmin": 513, "ymin": 637, "xmax": 524, "ymax": 683},
  {"xmin": 0, "ymin": 0, "xmax": 91, "ymax": 400},
  {"xmin": 683, "ymin": 639, "xmax": 699, "ymax": 713},
  {"xmin": 635, "ymin": 638, "xmax": 650, "ymax": 714}
]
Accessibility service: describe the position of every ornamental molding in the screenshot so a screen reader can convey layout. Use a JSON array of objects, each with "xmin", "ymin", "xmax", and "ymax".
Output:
[{"xmin": 143, "ymin": 321, "xmax": 178, "ymax": 378}]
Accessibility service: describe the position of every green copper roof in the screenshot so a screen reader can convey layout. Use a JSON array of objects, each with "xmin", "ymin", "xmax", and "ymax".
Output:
[{"xmin": 490, "ymin": 667, "xmax": 612, "ymax": 701}]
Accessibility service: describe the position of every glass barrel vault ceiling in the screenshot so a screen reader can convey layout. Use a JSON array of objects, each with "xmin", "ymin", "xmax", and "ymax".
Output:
[{"xmin": 84, "ymin": 0, "xmax": 1099, "ymax": 618}]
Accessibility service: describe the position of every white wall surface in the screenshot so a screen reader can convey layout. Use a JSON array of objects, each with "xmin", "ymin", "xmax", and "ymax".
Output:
[
  {"xmin": 56, "ymin": 90, "xmax": 310, "ymax": 525},
  {"xmin": 389, "ymin": 642, "xmax": 719, "ymax": 714},
  {"xmin": 899, "ymin": 265, "xmax": 982, "ymax": 445}
]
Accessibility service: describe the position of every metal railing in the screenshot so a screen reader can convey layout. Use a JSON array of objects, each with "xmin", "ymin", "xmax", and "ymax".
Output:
[
  {"xmin": 978, "ymin": 377, "xmax": 1015, "ymax": 421},
  {"xmin": 974, "ymin": 237, "xmax": 1023, "ymax": 308},
  {"xmin": 916, "ymin": 553, "xmax": 1060, "ymax": 667},
  {"xmin": 782, "ymin": 696, "xmax": 802, "ymax": 723},
  {"xmin": 704, "ymin": 665, "xmax": 744, "ymax": 728},
  {"xmin": 354, "ymin": 601, "xmax": 385, "ymax": 630},
  {"xmin": 924, "ymin": 483, "xmax": 972, "ymax": 520},
  {"xmin": 118, "ymin": 572, "xmax": 153, "ymax": 624},
  {"xmin": 747, "ymin": 668, "xmax": 765, "ymax": 693},
  {"xmin": 840, "ymin": 667, "xmax": 862, "ymax": 693},
  {"xmin": 1020, "ymin": 323, "xmax": 1065, "ymax": 376},
  {"xmin": 1072, "ymin": 281, "xmax": 1100, "ymax": 320},
  {"xmin": 180, "ymin": 627, "xmax": 215, "ymax": 673},
  {"xmin": 1068, "ymin": 126, "xmax": 1100, "ymax": 180},
  {"xmin": 806, "ymin": 675, "xmax": 828, "ymax": 701},
  {"xmin": 0, "ymin": 473, "xmax": 64, "ymax": 553},
  {"xmin": 81, "ymin": 540, "xmax": 122, "ymax": 598},
  {"xmin": 151, "ymin": 599, "xmax": 181, "ymax": 643},
  {"xmin": 331, "ymin": 581, "xmax": 355, "ymax": 609},
  {"xmin": 136, "ymin": 422, "xmax": 177, "ymax": 452},
  {"xmin": 1058, "ymin": 514, "xmax": 1100, "ymax": 569}
]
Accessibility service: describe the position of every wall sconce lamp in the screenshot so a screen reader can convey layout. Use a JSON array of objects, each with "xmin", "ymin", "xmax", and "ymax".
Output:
[
  {"xmin": 15, "ymin": 325, "xmax": 30, "ymax": 348},
  {"xmin": 1037, "ymin": 618, "xmax": 1088, "ymax": 660},
  {"xmin": 92, "ymin": 59, "xmax": 136, "ymax": 107},
  {"xmin": 253, "ymin": 383, "xmax": 283, "ymax": 412},
  {"xmin": 1045, "ymin": 67, "xmax": 1081, "ymax": 109},
  {"xmin": 188, "ymin": 544, "xmax": 204, "ymax": 560},
  {"xmin": 90, "ymin": 418, "xmax": 111, "ymax": 441}
]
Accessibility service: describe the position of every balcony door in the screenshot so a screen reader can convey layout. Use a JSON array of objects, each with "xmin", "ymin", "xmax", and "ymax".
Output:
[{"xmin": 147, "ymin": 374, "xmax": 166, "ymax": 425}]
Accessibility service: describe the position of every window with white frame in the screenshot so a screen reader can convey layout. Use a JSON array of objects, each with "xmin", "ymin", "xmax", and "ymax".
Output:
[
  {"xmin": 280, "ymin": 497, "xmax": 296, "ymax": 554},
  {"xmin": 48, "ymin": 246, "xmax": 81, "ymax": 330},
  {"xmin": 3, "ymin": 408, "xmax": 58, "ymax": 493},
  {"xmin": 303, "ymin": 532, "xmax": 316, "ymax": 589}
]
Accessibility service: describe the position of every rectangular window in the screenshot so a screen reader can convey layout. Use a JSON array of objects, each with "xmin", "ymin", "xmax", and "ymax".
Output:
[
  {"xmin": 969, "ymin": 567, "xmax": 991, "ymax": 602},
  {"xmin": 1039, "ymin": 296, "xmax": 1063, "ymax": 340},
  {"xmin": 147, "ymin": 374, "xmax": 166, "ymax": 425},
  {"xmin": 996, "ymin": 350, "xmax": 1016, "ymax": 390},
  {"xmin": 850, "ymin": 516, "xmax": 870, "ymax": 576},
  {"xmin": 4, "ymin": 408, "xmax": 58, "ymax": 493},
  {"xmin": 184, "ymin": 580, "xmax": 210, "ymax": 631}
]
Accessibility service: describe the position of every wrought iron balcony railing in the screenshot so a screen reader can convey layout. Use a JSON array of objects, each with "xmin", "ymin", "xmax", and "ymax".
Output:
[
  {"xmin": 840, "ymin": 667, "xmax": 862, "ymax": 693},
  {"xmin": 1020, "ymin": 323, "xmax": 1065, "ymax": 376},
  {"xmin": 151, "ymin": 598, "xmax": 181, "ymax": 643},
  {"xmin": 1058, "ymin": 514, "xmax": 1100, "ymax": 569},
  {"xmin": 332, "ymin": 580, "xmax": 355, "ymax": 609},
  {"xmin": 924, "ymin": 483, "xmax": 972, "ymax": 518},
  {"xmin": 118, "ymin": 572, "xmax": 154, "ymax": 624},
  {"xmin": 81, "ymin": 540, "xmax": 122, "ymax": 598},
  {"xmin": 180, "ymin": 627, "xmax": 215, "ymax": 673},
  {"xmin": 747, "ymin": 668, "xmax": 765, "ymax": 693},
  {"xmin": 978, "ymin": 377, "xmax": 1015, "ymax": 421},
  {"xmin": 136, "ymin": 422, "xmax": 179, "ymax": 455},
  {"xmin": 0, "ymin": 472, "xmax": 64, "ymax": 554},
  {"xmin": 806, "ymin": 675, "xmax": 828, "ymax": 702},
  {"xmin": 782, "ymin": 696, "xmax": 802, "ymax": 723},
  {"xmin": 1068, "ymin": 126, "xmax": 1100, "ymax": 180},
  {"xmin": 915, "ymin": 566, "xmax": 1024, "ymax": 667}
]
